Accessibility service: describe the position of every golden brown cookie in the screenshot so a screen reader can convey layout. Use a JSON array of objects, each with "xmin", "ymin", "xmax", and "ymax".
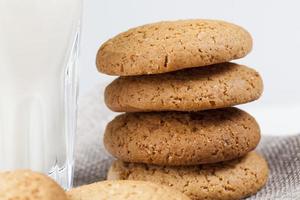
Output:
[
  {"xmin": 0, "ymin": 170, "xmax": 67, "ymax": 200},
  {"xmin": 105, "ymin": 63, "xmax": 263, "ymax": 112},
  {"xmin": 67, "ymin": 180, "xmax": 190, "ymax": 200},
  {"xmin": 104, "ymin": 108, "xmax": 260, "ymax": 166},
  {"xmin": 107, "ymin": 152, "xmax": 269, "ymax": 200},
  {"xmin": 97, "ymin": 19, "xmax": 252, "ymax": 76}
]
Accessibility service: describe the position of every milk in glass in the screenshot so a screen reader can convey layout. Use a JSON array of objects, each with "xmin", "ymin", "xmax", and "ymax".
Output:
[{"xmin": 0, "ymin": 0, "xmax": 82, "ymax": 188}]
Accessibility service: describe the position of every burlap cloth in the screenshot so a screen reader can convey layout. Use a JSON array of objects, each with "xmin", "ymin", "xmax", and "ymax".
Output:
[{"xmin": 74, "ymin": 86, "xmax": 300, "ymax": 199}]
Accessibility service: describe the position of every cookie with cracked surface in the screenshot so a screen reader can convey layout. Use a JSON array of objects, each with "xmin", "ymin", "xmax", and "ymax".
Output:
[
  {"xmin": 67, "ymin": 180, "xmax": 190, "ymax": 200},
  {"xmin": 107, "ymin": 152, "xmax": 269, "ymax": 200},
  {"xmin": 0, "ymin": 170, "xmax": 68, "ymax": 200},
  {"xmin": 97, "ymin": 19, "xmax": 252, "ymax": 76},
  {"xmin": 105, "ymin": 63, "xmax": 263, "ymax": 112},
  {"xmin": 104, "ymin": 107, "xmax": 260, "ymax": 166}
]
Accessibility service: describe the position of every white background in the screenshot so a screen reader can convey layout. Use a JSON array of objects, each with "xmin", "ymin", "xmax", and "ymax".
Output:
[{"xmin": 79, "ymin": 0, "xmax": 300, "ymax": 136}]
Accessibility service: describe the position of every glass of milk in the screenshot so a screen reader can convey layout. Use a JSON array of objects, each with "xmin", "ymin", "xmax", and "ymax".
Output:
[{"xmin": 0, "ymin": 0, "xmax": 82, "ymax": 188}]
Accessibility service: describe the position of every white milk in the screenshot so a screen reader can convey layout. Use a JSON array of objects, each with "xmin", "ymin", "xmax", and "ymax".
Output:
[{"xmin": 0, "ymin": 0, "xmax": 81, "ymax": 186}]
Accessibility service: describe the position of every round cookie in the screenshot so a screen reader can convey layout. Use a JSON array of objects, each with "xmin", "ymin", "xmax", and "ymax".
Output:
[
  {"xmin": 67, "ymin": 180, "xmax": 190, "ymax": 200},
  {"xmin": 0, "ymin": 170, "xmax": 67, "ymax": 200},
  {"xmin": 105, "ymin": 63, "xmax": 263, "ymax": 112},
  {"xmin": 104, "ymin": 107, "xmax": 260, "ymax": 166},
  {"xmin": 97, "ymin": 19, "xmax": 252, "ymax": 76},
  {"xmin": 107, "ymin": 152, "xmax": 269, "ymax": 200}
]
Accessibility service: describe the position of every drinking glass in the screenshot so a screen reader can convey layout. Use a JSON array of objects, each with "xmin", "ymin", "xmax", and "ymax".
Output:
[{"xmin": 0, "ymin": 0, "xmax": 82, "ymax": 189}]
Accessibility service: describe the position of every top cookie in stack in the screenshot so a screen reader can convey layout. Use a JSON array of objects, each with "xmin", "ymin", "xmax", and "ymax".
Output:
[
  {"xmin": 97, "ymin": 19, "xmax": 268, "ymax": 200},
  {"xmin": 97, "ymin": 19, "xmax": 252, "ymax": 76}
]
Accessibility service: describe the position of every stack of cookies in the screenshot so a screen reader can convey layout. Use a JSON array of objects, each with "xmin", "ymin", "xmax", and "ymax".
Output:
[{"xmin": 97, "ymin": 19, "xmax": 269, "ymax": 200}]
